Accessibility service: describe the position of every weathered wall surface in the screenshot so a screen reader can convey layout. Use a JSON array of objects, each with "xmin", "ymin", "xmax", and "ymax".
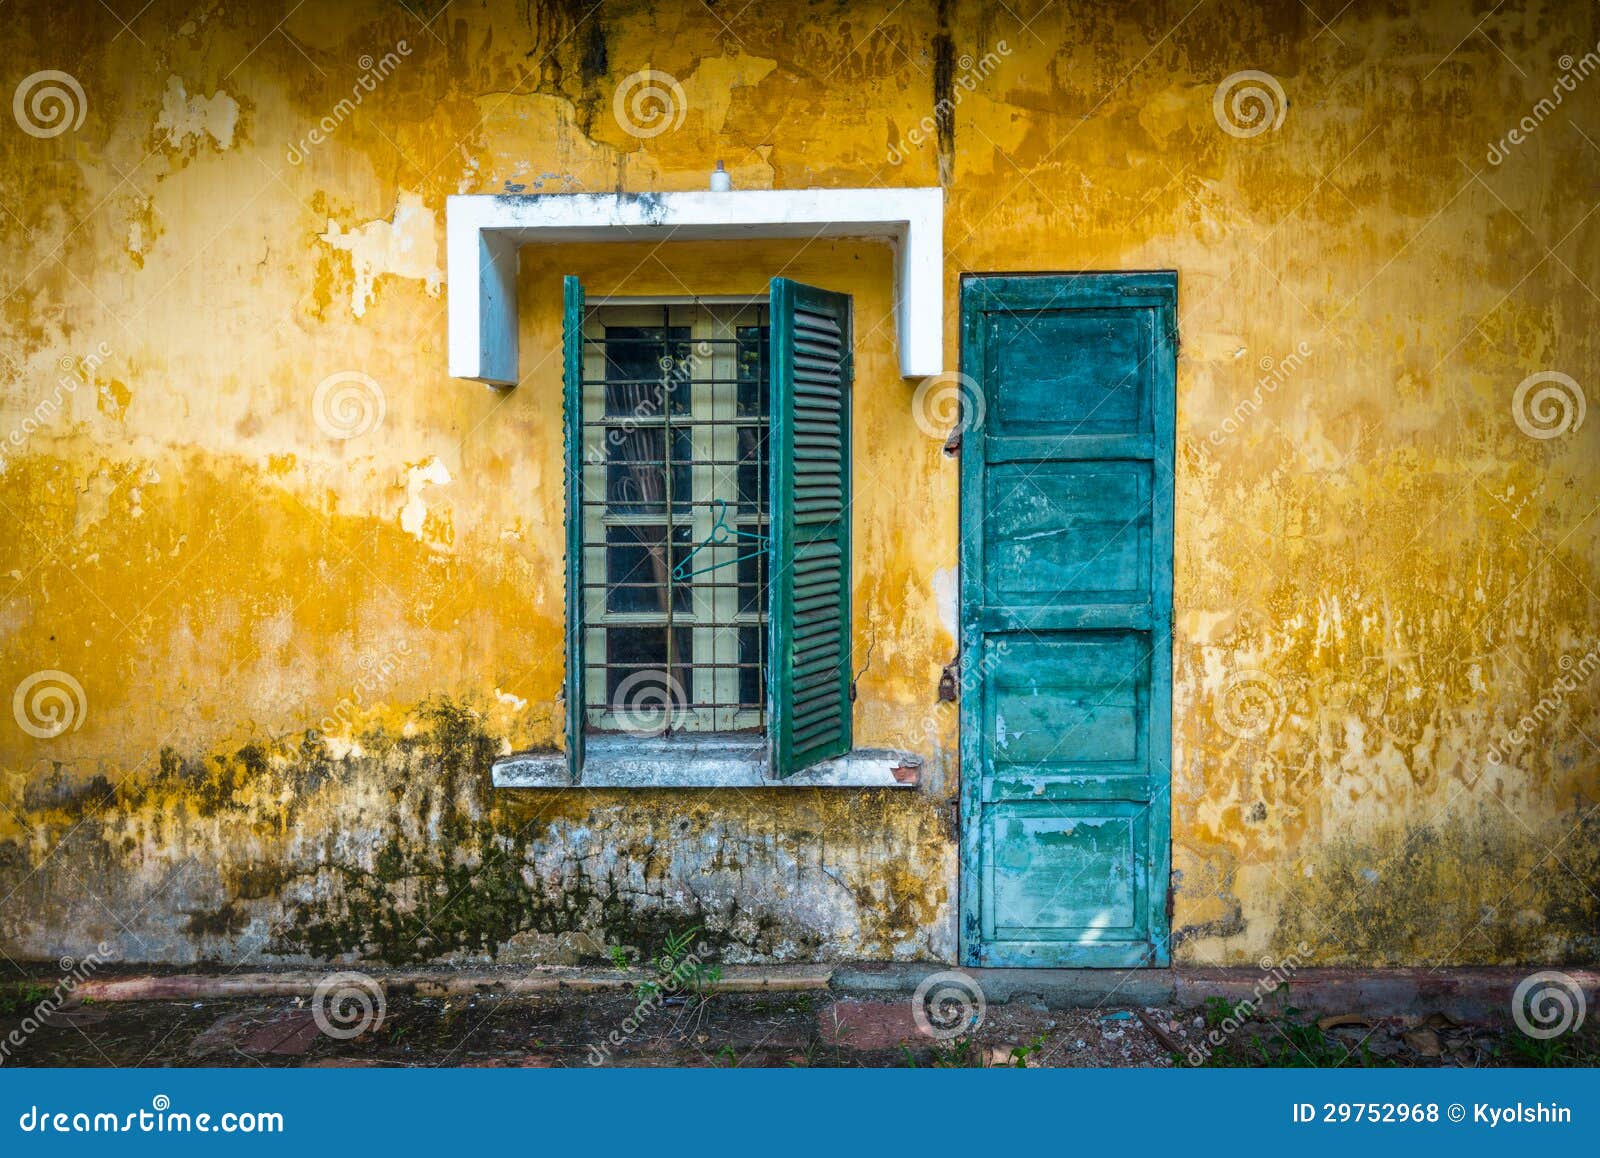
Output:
[{"xmin": 0, "ymin": 0, "xmax": 1594, "ymax": 968}]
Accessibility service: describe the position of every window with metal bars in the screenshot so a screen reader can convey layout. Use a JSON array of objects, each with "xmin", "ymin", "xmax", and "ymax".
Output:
[{"xmin": 579, "ymin": 302, "xmax": 770, "ymax": 734}]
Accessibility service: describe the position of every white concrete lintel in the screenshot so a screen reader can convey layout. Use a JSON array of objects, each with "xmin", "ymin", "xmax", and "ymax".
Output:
[{"xmin": 446, "ymin": 188, "xmax": 944, "ymax": 383}]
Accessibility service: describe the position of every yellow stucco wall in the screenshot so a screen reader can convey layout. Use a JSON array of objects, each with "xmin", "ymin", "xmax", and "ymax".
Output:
[{"xmin": 0, "ymin": 0, "xmax": 1595, "ymax": 967}]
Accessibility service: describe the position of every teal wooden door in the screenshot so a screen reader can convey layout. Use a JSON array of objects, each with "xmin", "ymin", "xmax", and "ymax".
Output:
[{"xmin": 959, "ymin": 272, "xmax": 1176, "ymax": 968}]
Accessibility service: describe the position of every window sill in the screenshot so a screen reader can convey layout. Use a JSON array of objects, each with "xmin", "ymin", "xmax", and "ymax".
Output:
[{"xmin": 491, "ymin": 734, "xmax": 921, "ymax": 789}]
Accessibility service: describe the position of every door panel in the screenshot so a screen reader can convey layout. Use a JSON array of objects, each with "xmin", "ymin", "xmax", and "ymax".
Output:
[
  {"xmin": 960, "ymin": 272, "xmax": 1175, "ymax": 968},
  {"xmin": 983, "ymin": 801, "xmax": 1150, "ymax": 942},
  {"xmin": 983, "ymin": 462, "xmax": 1153, "ymax": 606},
  {"xmin": 987, "ymin": 631, "xmax": 1148, "ymax": 771},
  {"xmin": 989, "ymin": 308, "xmax": 1154, "ymax": 437}
]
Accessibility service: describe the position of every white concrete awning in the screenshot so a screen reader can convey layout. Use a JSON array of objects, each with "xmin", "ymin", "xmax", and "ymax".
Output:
[{"xmin": 446, "ymin": 187, "xmax": 944, "ymax": 384}]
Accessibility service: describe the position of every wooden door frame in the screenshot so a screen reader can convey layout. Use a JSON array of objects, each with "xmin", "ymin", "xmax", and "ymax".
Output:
[{"xmin": 957, "ymin": 270, "xmax": 1177, "ymax": 968}]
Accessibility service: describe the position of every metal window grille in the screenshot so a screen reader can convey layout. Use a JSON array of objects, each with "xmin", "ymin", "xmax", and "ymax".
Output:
[{"xmin": 580, "ymin": 302, "xmax": 770, "ymax": 734}]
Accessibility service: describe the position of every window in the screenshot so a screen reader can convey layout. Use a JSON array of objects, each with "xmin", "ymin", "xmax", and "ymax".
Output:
[
  {"xmin": 562, "ymin": 278, "xmax": 854, "ymax": 779},
  {"xmin": 578, "ymin": 303, "xmax": 770, "ymax": 734}
]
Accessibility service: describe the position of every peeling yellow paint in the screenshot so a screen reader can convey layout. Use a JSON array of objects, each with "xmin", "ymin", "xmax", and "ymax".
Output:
[
  {"xmin": 153, "ymin": 75, "xmax": 239, "ymax": 151},
  {"xmin": 319, "ymin": 190, "xmax": 443, "ymax": 317},
  {"xmin": 679, "ymin": 50, "xmax": 777, "ymax": 134},
  {"xmin": 400, "ymin": 456, "xmax": 452, "ymax": 545}
]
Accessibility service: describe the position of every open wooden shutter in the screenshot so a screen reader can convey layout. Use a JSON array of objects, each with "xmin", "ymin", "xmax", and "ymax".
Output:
[
  {"xmin": 767, "ymin": 278, "xmax": 853, "ymax": 777},
  {"xmin": 562, "ymin": 275, "xmax": 585, "ymax": 781}
]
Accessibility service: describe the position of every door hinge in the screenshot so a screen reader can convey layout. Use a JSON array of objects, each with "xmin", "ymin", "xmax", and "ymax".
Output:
[{"xmin": 938, "ymin": 656, "xmax": 961, "ymax": 702}]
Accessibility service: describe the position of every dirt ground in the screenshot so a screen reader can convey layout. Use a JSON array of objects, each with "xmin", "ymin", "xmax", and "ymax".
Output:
[{"xmin": 4, "ymin": 987, "xmax": 1594, "ymax": 1068}]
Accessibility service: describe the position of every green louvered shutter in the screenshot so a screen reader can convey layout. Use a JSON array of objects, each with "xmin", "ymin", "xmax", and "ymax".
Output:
[
  {"xmin": 562, "ymin": 275, "xmax": 586, "ymax": 781},
  {"xmin": 767, "ymin": 278, "xmax": 853, "ymax": 777}
]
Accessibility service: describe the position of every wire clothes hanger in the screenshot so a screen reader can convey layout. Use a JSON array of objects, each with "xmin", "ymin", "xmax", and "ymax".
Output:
[{"xmin": 672, "ymin": 498, "xmax": 769, "ymax": 581}]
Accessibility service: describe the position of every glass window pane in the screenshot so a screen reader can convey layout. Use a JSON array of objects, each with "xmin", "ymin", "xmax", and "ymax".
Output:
[
  {"xmin": 738, "ymin": 627, "xmax": 765, "ymax": 711},
  {"xmin": 736, "ymin": 325, "xmax": 769, "ymax": 417},
  {"xmin": 736, "ymin": 425, "xmax": 767, "ymax": 514},
  {"xmin": 737, "ymin": 537, "xmax": 767, "ymax": 616},
  {"xmin": 604, "ymin": 326, "xmax": 692, "ymax": 417},
  {"xmin": 605, "ymin": 427, "xmax": 692, "ymax": 514},
  {"xmin": 604, "ymin": 626, "xmax": 695, "ymax": 719},
  {"xmin": 606, "ymin": 525, "xmax": 691, "ymax": 614}
]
